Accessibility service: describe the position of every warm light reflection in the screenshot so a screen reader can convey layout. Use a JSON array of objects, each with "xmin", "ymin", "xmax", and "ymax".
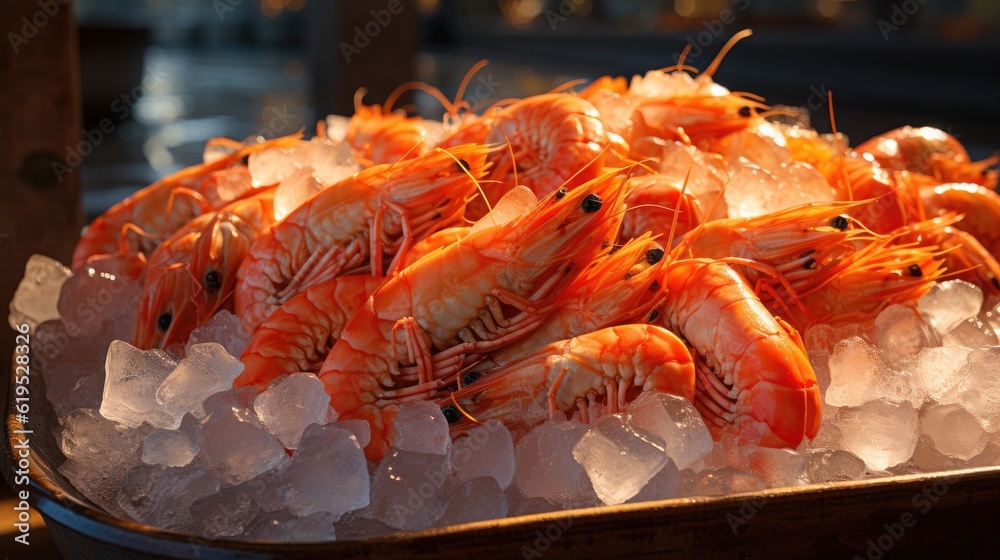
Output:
[
  {"xmin": 817, "ymin": 0, "xmax": 842, "ymax": 18},
  {"xmin": 674, "ymin": 0, "xmax": 696, "ymax": 18},
  {"xmin": 499, "ymin": 0, "xmax": 544, "ymax": 27}
]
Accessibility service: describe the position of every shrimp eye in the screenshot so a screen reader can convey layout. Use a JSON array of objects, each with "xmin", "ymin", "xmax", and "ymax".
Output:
[
  {"xmin": 442, "ymin": 406, "xmax": 460, "ymax": 424},
  {"xmin": 157, "ymin": 313, "xmax": 172, "ymax": 332},
  {"xmin": 456, "ymin": 159, "xmax": 470, "ymax": 173},
  {"xmin": 908, "ymin": 264, "xmax": 922, "ymax": 277},
  {"xmin": 555, "ymin": 187, "xmax": 568, "ymax": 200},
  {"xmin": 648, "ymin": 308, "xmax": 660, "ymax": 322},
  {"xmin": 738, "ymin": 106, "xmax": 753, "ymax": 118},
  {"xmin": 830, "ymin": 215, "xmax": 850, "ymax": 230},
  {"xmin": 992, "ymin": 277, "xmax": 1000, "ymax": 290},
  {"xmin": 462, "ymin": 371, "xmax": 480, "ymax": 386},
  {"xmin": 205, "ymin": 270, "xmax": 222, "ymax": 291},
  {"xmin": 582, "ymin": 193, "xmax": 602, "ymax": 213},
  {"xmin": 646, "ymin": 247, "xmax": 665, "ymax": 265},
  {"xmin": 804, "ymin": 258, "xmax": 817, "ymax": 270}
]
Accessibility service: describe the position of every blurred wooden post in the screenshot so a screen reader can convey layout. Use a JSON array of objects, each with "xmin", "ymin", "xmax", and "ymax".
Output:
[
  {"xmin": 306, "ymin": 1, "xmax": 419, "ymax": 119},
  {"xmin": 0, "ymin": 1, "xmax": 82, "ymax": 385}
]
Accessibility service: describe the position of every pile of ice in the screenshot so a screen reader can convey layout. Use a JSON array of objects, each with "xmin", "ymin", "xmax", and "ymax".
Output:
[{"xmin": 12, "ymin": 254, "xmax": 1000, "ymax": 542}]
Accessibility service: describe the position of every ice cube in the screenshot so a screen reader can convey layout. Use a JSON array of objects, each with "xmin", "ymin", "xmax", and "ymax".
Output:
[
  {"xmin": 38, "ymin": 320, "xmax": 108, "ymax": 420},
  {"xmin": 917, "ymin": 279, "xmax": 983, "ymax": 336},
  {"xmin": 573, "ymin": 415, "xmax": 668, "ymax": 505},
  {"xmin": 336, "ymin": 419, "xmax": 371, "ymax": 449},
  {"xmin": 942, "ymin": 316, "xmax": 998, "ymax": 349},
  {"xmin": 279, "ymin": 424, "xmax": 369, "ymax": 517},
  {"xmin": 199, "ymin": 406, "xmax": 288, "ymax": 485},
  {"xmin": 899, "ymin": 346, "xmax": 971, "ymax": 403},
  {"xmin": 804, "ymin": 449, "xmax": 867, "ymax": 483},
  {"xmin": 921, "ymin": 403, "xmax": 987, "ymax": 460},
  {"xmin": 743, "ymin": 447, "xmax": 806, "ymax": 488},
  {"xmin": 119, "ymin": 462, "xmax": 221, "ymax": 532},
  {"xmin": 186, "ymin": 310, "xmax": 251, "ymax": 358},
  {"xmin": 203, "ymin": 385, "xmax": 258, "ymax": 416},
  {"xmin": 875, "ymin": 304, "xmax": 935, "ymax": 363},
  {"xmin": 254, "ymin": 372, "xmax": 330, "ymax": 449},
  {"xmin": 100, "ymin": 340, "xmax": 178, "ymax": 429},
  {"xmin": 57, "ymin": 255, "xmax": 142, "ymax": 338},
  {"xmin": 156, "ymin": 343, "xmax": 245, "ymax": 422},
  {"xmin": 826, "ymin": 337, "xmax": 893, "ymax": 407},
  {"xmin": 691, "ymin": 466, "xmax": 765, "ymax": 496},
  {"xmin": 141, "ymin": 428, "xmax": 198, "ymax": 468},
  {"xmin": 334, "ymin": 512, "xmax": 395, "ymax": 540},
  {"xmin": 236, "ymin": 468, "xmax": 286, "ymax": 513},
  {"xmin": 940, "ymin": 346, "xmax": 1000, "ymax": 431},
  {"xmin": 306, "ymin": 139, "xmax": 358, "ymax": 186},
  {"xmin": 248, "ymin": 145, "xmax": 304, "ymax": 188},
  {"xmin": 60, "ymin": 408, "xmax": 133, "ymax": 461},
  {"xmin": 451, "ymin": 420, "xmax": 516, "ymax": 490},
  {"xmin": 514, "ymin": 420, "xmax": 597, "ymax": 508},
  {"xmin": 190, "ymin": 486, "xmax": 262, "ymax": 539},
  {"xmin": 243, "ymin": 510, "xmax": 337, "ymax": 542},
  {"xmin": 435, "ymin": 477, "xmax": 508, "ymax": 527},
  {"xmin": 369, "ymin": 449, "xmax": 451, "ymax": 531},
  {"xmin": 920, "ymin": 404, "xmax": 987, "ymax": 461},
  {"xmin": 626, "ymin": 392, "xmax": 714, "ymax": 469},
  {"xmin": 627, "ymin": 459, "xmax": 681, "ymax": 503},
  {"xmin": 390, "ymin": 400, "xmax": 451, "ymax": 456},
  {"xmin": 9, "ymin": 254, "xmax": 71, "ymax": 330},
  {"xmin": 723, "ymin": 160, "xmax": 835, "ymax": 219},
  {"xmin": 834, "ymin": 400, "xmax": 919, "ymax": 471},
  {"xmin": 274, "ymin": 166, "xmax": 323, "ymax": 222}
]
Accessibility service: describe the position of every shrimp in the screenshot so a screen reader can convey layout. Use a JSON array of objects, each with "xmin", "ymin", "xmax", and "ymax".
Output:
[
  {"xmin": 234, "ymin": 144, "xmax": 491, "ymax": 332},
  {"xmin": 440, "ymin": 324, "xmax": 696, "ymax": 438},
  {"xmin": 318, "ymin": 172, "xmax": 630, "ymax": 459},
  {"xmin": 674, "ymin": 201, "xmax": 878, "ymax": 304},
  {"xmin": 133, "ymin": 187, "xmax": 278, "ymax": 349},
  {"xmin": 920, "ymin": 183, "xmax": 1000, "ymax": 259},
  {"xmin": 479, "ymin": 233, "xmax": 667, "ymax": 370},
  {"xmin": 398, "ymin": 226, "xmax": 470, "ymax": 269},
  {"xmin": 345, "ymin": 89, "xmax": 431, "ymax": 167},
  {"xmin": 583, "ymin": 30, "xmax": 766, "ymax": 150},
  {"xmin": 132, "ymin": 229, "xmax": 204, "ymax": 350},
  {"xmin": 659, "ymin": 259, "xmax": 822, "ymax": 448},
  {"xmin": 856, "ymin": 126, "xmax": 998, "ymax": 188},
  {"xmin": 466, "ymin": 92, "xmax": 627, "ymax": 220},
  {"xmin": 775, "ymin": 237, "xmax": 946, "ymax": 330},
  {"xmin": 618, "ymin": 173, "xmax": 705, "ymax": 245},
  {"xmin": 235, "ymin": 275, "xmax": 384, "ymax": 391},
  {"xmin": 72, "ymin": 133, "xmax": 302, "ymax": 269}
]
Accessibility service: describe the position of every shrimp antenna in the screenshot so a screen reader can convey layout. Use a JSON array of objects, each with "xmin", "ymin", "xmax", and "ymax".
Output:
[
  {"xmin": 434, "ymin": 145, "xmax": 492, "ymax": 217},
  {"xmin": 449, "ymin": 392, "xmax": 483, "ymax": 425},
  {"xmin": 666, "ymin": 167, "xmax": 692, "ymax": 252},
  {"xmin": 552, "ymin": 141, "xmax": 617, "ymax": 195},
  {"xmin": 384, "ymin": 80, "xmax": 458, "ymax": 115},
  {"xmin": 827, "ymin": 89, "xmax": 854, "ymax": 201},
  {"xmin": 703, "ymin": 29, "xmax": 753, "ymax": 81},
  {"xmin": 454, "ymin": 59, "xmax": 491, "ymax": 111},
  {"xmin": 354, "ymin": 88, "xmax": 368, "ymax": 113},
  {"xmin": 504, "ymin": 135, "xmax": 518, "ymax": 191},
  {"xmin": 664, "ymin": 43, "xmax": 697, "ymax": 74}
]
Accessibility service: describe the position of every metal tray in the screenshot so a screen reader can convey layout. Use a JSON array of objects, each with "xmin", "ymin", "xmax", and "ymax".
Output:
[{"xmin": 5, "ymin": 358, "xmax": 1000, "ymax": 559}]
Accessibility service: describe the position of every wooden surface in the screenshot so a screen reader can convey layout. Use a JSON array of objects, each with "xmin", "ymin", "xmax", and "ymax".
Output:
[{"xmin": 0, "ymin": 0, "xmax": 83, "ymax": 394}]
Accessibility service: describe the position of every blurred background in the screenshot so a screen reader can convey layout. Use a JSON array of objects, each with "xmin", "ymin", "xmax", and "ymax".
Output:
[
  {"xmin": 1, "ymin": 1, "xmax": 999, "ymax": 557},
  {"xmin": 72, "ymin": 0, "xmax": 999, "ymax": 220}
]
